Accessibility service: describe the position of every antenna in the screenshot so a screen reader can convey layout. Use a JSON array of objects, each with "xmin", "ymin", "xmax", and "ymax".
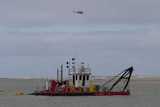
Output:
[
  {"xmin": 72, "ymin": 58, "xmax": 76, "ymax": 74},
  {"xmin": 74, "ymin": 48, "xmax": 77, "ymax": 60}
]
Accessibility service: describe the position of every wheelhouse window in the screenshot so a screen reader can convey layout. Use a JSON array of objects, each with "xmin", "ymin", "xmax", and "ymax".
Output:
[
  {"xmin": 86, "ymin": 75, "xmax": 89, "ymax": 80},
  {"xmin": 79, "ymin": 75, "xmax": 82, "ymax": 80}
]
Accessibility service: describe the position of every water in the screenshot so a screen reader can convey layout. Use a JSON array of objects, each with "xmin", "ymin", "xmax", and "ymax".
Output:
[{"xmin": 0, "ymin": 79, "xmax": 160, "ymax": 107}]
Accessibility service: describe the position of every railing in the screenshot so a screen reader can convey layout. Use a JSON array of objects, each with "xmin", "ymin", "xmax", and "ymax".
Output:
[{"xmin": 69, "ymin": 68, "xmax": 91, "ymax": 75}]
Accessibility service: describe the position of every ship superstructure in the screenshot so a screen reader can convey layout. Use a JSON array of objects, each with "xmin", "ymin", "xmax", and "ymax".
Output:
[{"xmin": 67, "ymin": 58, "xmax": 91, "ymax": 90}]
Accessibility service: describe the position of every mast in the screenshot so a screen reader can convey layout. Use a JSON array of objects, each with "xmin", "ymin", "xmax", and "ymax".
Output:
[{"xmin": 57, "ymin": 69, "xmax": 59, "ymax": 83}]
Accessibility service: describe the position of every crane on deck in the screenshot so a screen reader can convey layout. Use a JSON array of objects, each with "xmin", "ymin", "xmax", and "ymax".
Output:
[{"xmin": 100, "ymin": 66, "xmax": 133, "ymax": 92}]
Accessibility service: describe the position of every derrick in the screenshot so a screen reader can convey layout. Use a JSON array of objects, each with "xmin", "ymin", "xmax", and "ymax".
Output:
[{"xmin": 100, "ymin": 66, "xmax": 133, "ymax": 92}]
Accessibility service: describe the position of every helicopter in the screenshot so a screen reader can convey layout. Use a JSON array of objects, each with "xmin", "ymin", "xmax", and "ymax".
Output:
[{"xmin": 73, "ymin": 10, "xmax": 83, "ymax": 14}]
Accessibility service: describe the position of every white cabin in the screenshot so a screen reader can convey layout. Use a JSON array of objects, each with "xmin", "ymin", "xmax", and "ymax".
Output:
[{"xmin": 66, "ymin": 58, "xmax": 91, "ymax": 88}]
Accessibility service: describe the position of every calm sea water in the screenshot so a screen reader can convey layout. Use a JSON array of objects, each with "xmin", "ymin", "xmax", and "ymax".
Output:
[{"xmin": 0, "ymin": 79, "xmax": 160, "ymax": 107}]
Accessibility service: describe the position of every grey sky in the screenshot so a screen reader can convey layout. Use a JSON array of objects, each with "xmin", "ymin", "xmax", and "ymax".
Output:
[{"xmin": 0, "ymin": 0, "xmax": 160, "ymax": 78}]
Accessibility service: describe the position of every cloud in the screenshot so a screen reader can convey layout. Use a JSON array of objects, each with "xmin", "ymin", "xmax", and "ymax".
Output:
[
  {"xmin": 0, "ymin": 0, "xmax": 160, "ymax": 77},
  {"xmin": 1, "ymin": 0, "xmax": 160, "ymax": 27}
]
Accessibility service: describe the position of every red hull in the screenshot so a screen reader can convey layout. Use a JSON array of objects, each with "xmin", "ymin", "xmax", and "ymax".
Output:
[
  {"xmin": 32, "ymin": 91, "xmax": 130, "ymax": 96},
  {"xmin": 105, "ymin": 91, "xmax": 130, "ymax": 95}
]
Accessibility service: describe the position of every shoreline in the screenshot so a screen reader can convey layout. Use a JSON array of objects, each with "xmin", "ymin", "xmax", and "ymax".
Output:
[
  {"xmin": 92, "ymin": 76, "xmax": 160, "ymax": 82},
  {"xmin": 131, "ymin": 77, "xmax": 160, "ymax": 81},
  {"xmin": 1, "ymin": 77, "xmax": 160, "ymax": 81}
]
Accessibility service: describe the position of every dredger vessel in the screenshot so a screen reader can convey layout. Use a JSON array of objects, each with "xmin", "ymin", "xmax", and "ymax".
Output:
[{"xmin": 29, "ymin": 58, "xmax": 133, "ymax": 96}]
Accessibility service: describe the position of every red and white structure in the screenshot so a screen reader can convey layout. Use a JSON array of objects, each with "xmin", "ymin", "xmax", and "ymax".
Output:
[{"xmin": 29, "ymin": 58, "xmax": 133, "ymax": 96}]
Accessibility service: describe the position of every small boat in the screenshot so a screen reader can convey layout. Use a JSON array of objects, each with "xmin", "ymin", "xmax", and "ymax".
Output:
[{"xmin": 29, "ymin": 58, "xmax": 133, "ymax": 96}]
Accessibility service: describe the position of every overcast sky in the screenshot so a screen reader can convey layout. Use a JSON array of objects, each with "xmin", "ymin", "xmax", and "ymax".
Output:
[{"xmin": 0, "ymin": 0, "xmax": 160, "ymax": 78}]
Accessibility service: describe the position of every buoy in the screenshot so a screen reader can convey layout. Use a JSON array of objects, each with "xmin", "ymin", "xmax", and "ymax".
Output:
[
  {"xmin": 10, "ymin": 91, "xmax": 23, "ymax": 96},
  {"xmin": 0, "ymin": 89, "xmax": 5, "ymax": 92}
]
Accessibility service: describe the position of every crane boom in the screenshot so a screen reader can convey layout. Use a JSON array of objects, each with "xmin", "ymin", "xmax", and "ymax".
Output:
[{"xmin": 100, "ymin": 66, "xmax": 133, "ymax": 91}]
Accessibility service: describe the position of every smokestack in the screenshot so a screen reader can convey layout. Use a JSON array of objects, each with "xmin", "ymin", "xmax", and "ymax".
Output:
[
  {"xmin": 61, "ymin": 64, "xmax": 63, "ymax": 84},
  {"xmin": 57, "ymin": 69, "xmax": 59, "ymax": 83}
]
